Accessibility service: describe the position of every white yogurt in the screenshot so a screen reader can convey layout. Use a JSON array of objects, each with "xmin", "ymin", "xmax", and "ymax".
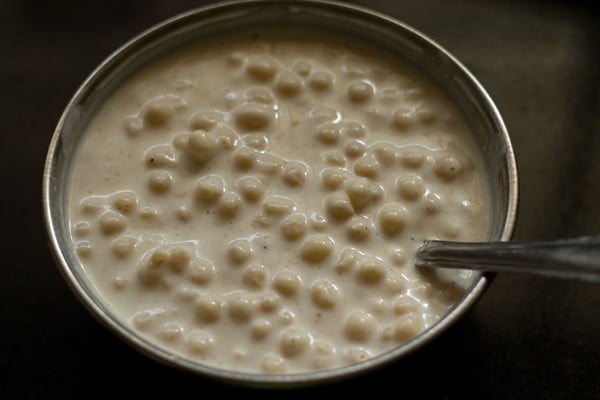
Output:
[{"xmin": 67, "ymin": 31, "xmax": 490, "ymax": 374}]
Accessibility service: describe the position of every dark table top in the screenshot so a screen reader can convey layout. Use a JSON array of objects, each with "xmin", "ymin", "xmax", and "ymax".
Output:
[{"xmin": 2, "ymin": 0, "xmax": 598, "ymax": 398}]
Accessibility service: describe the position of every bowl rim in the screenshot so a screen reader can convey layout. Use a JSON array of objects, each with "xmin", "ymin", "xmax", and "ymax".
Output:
[{"xmin": 42, "ymin": 0, "xmax": 518, "ymax": 388}]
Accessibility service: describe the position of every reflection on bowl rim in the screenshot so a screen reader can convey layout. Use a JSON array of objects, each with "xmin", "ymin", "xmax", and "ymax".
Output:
[{"xmin": 42, "ymin": 0, "xmax": 518, "ymax": 388}]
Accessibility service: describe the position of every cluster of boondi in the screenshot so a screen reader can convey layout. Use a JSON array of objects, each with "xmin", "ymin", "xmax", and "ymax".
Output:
[{"xmin": 69, "ymin": 39, "xmax": 485, "ymax": 374}]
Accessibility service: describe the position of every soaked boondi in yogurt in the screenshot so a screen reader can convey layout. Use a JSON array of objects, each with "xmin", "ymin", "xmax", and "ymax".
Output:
[{"xmin": 67, "ymin": 31, "xmax": 490, "ymax": 374}]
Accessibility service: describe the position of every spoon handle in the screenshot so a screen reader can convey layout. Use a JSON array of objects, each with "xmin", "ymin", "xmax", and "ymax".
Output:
[{"xmin": 415, "ymin": 236, "xmax": 600, "ymax": 282}]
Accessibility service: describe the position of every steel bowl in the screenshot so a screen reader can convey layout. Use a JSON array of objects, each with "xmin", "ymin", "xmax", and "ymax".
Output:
[{"xmin": 43, "ymin": 0, "xmax": 518, "ymax": 388}]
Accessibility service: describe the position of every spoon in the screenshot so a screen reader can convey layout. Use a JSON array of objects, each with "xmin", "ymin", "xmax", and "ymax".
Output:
[{"xmin": 415, "ymin": 236, "xmax": 600, "ymax": 282}]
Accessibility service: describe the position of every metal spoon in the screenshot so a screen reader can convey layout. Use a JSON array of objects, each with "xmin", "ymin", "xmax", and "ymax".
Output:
[{"xmin": 415, "ymin": 236, "xmax": 600, "ymax": 282}]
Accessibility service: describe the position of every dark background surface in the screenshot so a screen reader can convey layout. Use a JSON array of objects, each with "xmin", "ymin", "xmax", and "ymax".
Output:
[{"xmin": 1, "ymin": 0, "xmax": 599, "ymax": 398}]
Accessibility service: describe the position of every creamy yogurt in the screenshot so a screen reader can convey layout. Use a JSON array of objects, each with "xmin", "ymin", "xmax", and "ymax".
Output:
[{"xmin": 67, "ymin": 31, "xmax": 490, "ymax": 374}]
